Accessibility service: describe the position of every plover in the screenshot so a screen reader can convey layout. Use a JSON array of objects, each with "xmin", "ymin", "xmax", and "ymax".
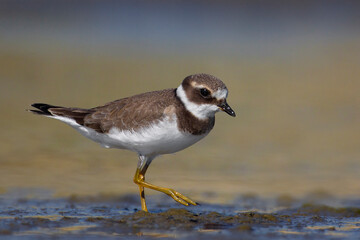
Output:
[{"xmin": 29, "ymin": 73, "xmax": 236, "ymax": 211}]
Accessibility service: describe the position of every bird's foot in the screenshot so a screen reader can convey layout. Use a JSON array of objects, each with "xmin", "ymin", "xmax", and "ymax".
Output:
[
  {"xmin": 134, "ymin": 168, "xmax": 197, "ymax": 211},
  {"xmin": 162, "ymin": 188, "xmax": 197, "ymax": 206}
]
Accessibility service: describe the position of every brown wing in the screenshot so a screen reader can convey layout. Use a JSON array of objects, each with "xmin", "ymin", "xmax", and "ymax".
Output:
[{"xmin": 83, "ymin": 89, "xmax": 176, "ymax": 133}]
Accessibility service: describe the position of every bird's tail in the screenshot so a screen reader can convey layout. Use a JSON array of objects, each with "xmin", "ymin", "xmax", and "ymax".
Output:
[
  {"xmin": 29, "ymin": 103, "xmax": 61, "ymax": 116},
  {"xmin": 29, "ymin": 103, "xmax": 93, "ymax": 126}
]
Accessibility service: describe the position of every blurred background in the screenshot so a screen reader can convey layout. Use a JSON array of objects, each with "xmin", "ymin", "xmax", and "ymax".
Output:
[{"xmin": 0, "ymin": 0, "xmax": 359, "ymax": 204}]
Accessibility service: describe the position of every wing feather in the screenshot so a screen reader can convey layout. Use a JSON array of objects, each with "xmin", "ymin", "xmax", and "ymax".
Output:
[{"xmin": 84, "ymin": 89, "xmax": 176, "ymax": 133}]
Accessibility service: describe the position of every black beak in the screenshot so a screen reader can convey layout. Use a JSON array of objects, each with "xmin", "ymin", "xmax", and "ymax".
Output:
[{"xmin": 219, "ymin": 101, "xmax": 236, "ymax": 117}]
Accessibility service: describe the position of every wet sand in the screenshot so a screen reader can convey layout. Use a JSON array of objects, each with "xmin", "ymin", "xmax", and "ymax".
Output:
[{"xmin": 1, "ymin": 192, "xmax": 360, "ymax": 239}]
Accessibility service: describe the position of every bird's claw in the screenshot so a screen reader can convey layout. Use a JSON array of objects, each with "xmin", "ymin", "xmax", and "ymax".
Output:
[{"xmin": 167, "ymin": 188, "xmax": 197, "ymax": 206}]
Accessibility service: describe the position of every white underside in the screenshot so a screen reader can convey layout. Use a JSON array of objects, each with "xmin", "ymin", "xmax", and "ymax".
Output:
[{"xmin": 49, "ymin": 114, "xmax": 207, "ymax": 157}]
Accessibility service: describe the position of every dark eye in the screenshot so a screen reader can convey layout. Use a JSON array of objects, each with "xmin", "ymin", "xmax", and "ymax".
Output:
[{"xmin": 200, "ymin": 88, "xmax": 210, "ymax": 97}]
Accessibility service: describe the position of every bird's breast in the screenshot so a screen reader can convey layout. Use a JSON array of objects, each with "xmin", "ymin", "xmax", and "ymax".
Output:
[{"xmin": 103, "ymin": 114, "xmax": 208, "ymax": 156}]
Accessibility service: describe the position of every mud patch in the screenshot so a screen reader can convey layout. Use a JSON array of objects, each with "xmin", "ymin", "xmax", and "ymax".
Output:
[{"xmin": 0, "ymin": 194, "xmax": 360, "ymax": 239}]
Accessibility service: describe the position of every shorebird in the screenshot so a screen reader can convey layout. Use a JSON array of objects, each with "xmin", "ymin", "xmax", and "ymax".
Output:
[{"xmin": 30, "ymin": 73, "xmax": 236, "ymax": 211}]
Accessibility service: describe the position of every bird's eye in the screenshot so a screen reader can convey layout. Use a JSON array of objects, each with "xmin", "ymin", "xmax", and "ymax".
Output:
[{"xmin": 200, "ymin": 88, "xmax": 210, "ymax": 97}]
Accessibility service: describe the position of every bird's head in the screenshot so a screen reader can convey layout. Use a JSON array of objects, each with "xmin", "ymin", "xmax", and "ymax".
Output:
[{"xmin": 176, "ymin": 74, "xmax": 236, "ymax": 120}]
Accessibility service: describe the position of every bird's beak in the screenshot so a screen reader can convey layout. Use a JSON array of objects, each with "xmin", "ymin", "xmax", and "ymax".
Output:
[{"xmin": 218, "ymin": 101, "xmax": 236, "ymax": 117}]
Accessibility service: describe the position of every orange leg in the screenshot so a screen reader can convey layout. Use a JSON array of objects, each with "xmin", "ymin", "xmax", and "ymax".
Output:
[{"xmin": 133, "ymin": 155, "xmax": 197, "ymax": 212}]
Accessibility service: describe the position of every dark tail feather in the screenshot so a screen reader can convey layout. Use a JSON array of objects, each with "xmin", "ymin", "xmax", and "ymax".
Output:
[
  {"xmin": 30, "ymin": 103, "xmax": 93, "ymax": 126},
  {"xmin": 29, "ymin": 103, "xmax": 62, "ymax": 116}
]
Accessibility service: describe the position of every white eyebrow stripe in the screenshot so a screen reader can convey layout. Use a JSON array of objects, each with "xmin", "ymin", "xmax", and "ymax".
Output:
[
  {"xmin": 212, "ymin": 89, "xmax": 228, "ymax": 100},
  {"xmin": 193, "ymin": 84, "xmax": 206, "ymax": 89}
]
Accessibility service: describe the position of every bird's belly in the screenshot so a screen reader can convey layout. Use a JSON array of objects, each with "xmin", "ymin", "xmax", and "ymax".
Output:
[{"xmin": 104, "ymin": 118, "xmax": 207, "ymax": 156}]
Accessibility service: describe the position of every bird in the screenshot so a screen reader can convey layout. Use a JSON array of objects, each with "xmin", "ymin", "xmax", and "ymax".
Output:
[{"xmin": 29, "ymin": 73, "xmax": 236, "ymax": 212}]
